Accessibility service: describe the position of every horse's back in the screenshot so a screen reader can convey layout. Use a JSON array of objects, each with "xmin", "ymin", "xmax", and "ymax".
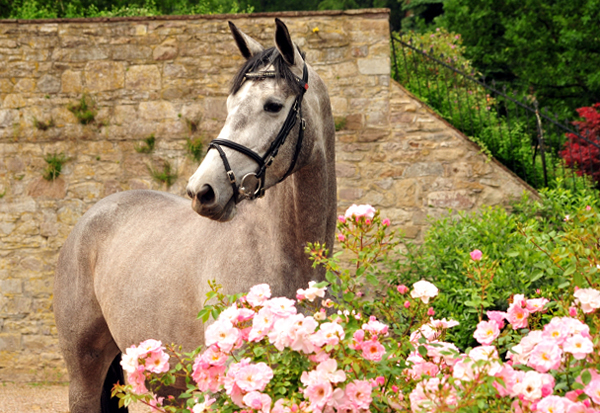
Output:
[{"xmin": 55, "ymin": 190, "xmax": 207, "ymax": 351}]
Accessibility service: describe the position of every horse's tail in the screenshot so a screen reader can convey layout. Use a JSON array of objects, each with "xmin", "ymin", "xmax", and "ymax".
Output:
[{"xmin": 101, "ymin": 353, "xmax": 129, "ymax": 413}]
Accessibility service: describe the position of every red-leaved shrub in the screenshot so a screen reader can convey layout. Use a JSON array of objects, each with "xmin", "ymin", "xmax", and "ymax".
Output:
[{"xmin": 561, "ymin": 103, "xmax": 600, "ymax": 185}]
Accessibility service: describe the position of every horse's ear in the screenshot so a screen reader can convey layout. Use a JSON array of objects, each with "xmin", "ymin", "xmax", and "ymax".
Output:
[
  {"xmin": 274, "ymin": 18, "xmax": 304, "ymax": 69},
  {"xmin": 229, "ymin": 21, "xmax": 264, "ymax": 60}
]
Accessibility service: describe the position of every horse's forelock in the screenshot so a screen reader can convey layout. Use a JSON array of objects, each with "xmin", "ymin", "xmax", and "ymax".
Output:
[{"xmin": 230, "ymin": 47, "xmax": 305, "ymax": 96}]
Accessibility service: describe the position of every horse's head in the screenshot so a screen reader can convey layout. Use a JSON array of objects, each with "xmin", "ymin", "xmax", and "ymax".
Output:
[{"xmin": 187, "ymin": 19, "xmax": 318, "ymax": 222}]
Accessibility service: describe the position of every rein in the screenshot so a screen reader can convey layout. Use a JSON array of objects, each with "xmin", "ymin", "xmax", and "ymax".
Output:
[{"xmin": 209, "ymin": 62, "xmax": 309, "ymax": 202}]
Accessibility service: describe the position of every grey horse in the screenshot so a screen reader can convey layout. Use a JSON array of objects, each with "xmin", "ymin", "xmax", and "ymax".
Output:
[{"xmin": 53, "ymin": 19, "xmax": 337, "ymax": 413}]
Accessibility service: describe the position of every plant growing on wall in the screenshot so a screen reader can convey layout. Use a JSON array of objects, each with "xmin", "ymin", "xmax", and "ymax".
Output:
[
  {"xmin": 33, "ymin": 117, "xmax": 55, "ymax": 131},
  {"xmin": 135, "ymin": 134, "xmax": 156, "ymax": 154},
  {"xmin": 185, "ymin": 137, "xmax": 204, "ymax": 163},
  {"xmin": 148, "ymin": 160, "xmax": 178, "ymax": 188},
  {"xmin": 43, "ymin": 152, "xmax": 68, "ymax": 181},
  {"xmin": 67, "ymin": 94, "xmax": 97, "ymax": 125}
]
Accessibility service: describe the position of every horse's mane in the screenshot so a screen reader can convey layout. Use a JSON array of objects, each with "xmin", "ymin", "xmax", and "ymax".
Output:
[{"xmin": 230, "ymin": 46, "xmax": 306, "ymax": 96}]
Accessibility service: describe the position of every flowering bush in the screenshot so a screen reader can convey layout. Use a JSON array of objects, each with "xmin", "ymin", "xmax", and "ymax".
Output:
[
  {"xmin": 112, "ymin": 205, "xmax": 600, "ymax": 413},
  {"xmin": 560, "ymin": 103, "xmax": 600, "ymax": 185}
]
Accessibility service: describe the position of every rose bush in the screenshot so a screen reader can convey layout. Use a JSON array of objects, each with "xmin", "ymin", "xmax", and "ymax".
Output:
[{"xmin": 112, "ymin": 205, "xmax": 600, "ymax": 413}]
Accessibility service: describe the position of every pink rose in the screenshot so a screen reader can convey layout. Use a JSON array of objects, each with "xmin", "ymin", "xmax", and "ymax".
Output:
[
  {"xmin": 473, "ymin": 320, "xmax": 500, "ymax": 345},
  {"xmin": 382, "ymin": 218, "xmax": 390, "ymax": 226},
  {"xmin": 506, "ymin": 302, "xmax": 529, "ymax": 330},
  {"xmin": 486, "ymin": 311, "xmax": 507, "ymax": 329},
  {"xmin": 337, "ymin": 233, "xmax": 345, "ymax": 242},
  {"xmin": 345, "ymin": 380, "xmax": 373, "ymax": 410},
  {"xmin": 344, "ymin": 204, "xmax": 376, "ymax": 220},
  {"xmin": 470, "ymin": 249, "xmax": 483, "ymax": 261},
  {"xmin": 528, "ymin": 341, "xmax": 562, "ymax": 373},
  {"xmin": 361, "ymin": 339, "xmax": 386, "ymax": 361},
  {"xmin": 397, "ymin": 284, "xmax": 409, "ymax": 294},
  {"xmin": 246, "ymin": 284, "xmax": 271, "ymax": 307}
]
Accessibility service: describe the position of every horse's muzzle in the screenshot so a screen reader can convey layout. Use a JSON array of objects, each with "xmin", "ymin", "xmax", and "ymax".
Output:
[{"xmin": 188, "ymin": 184, "xmax": 236, "ymax": 222}]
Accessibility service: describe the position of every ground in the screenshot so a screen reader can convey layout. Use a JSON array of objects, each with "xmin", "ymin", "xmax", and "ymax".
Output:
[{"xmin": 0, "ymin": 382, "xmax": 148, "ymax": 413}]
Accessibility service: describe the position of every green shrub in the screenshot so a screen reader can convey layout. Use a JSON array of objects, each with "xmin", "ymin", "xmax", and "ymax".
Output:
[{"xmin": 386, "ymin": 185, "xmax": 599, "ymax": 350}]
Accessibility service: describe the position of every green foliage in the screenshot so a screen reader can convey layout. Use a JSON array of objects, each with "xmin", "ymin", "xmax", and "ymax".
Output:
[
  {"xmin": 67, "ymin": 94, "xmax": 96, "ymax": 125},
  {"xmin": 9, "ymin": 0, "xmax": 57, "ymax": 18},
  {"xmin": 392, "ymin": 29, "xmax": 592, "ymax": 191},
  {"xmin": 148, "ymin": 160, "xmax": 178, "ymax": 187},
  {"xmin": 387, "ymin": 186, "xmax": 599, "ymax": 350},
  {"xmin": 185, "ymin": 137, "xmax": 204, "ymax": 163},
  {"xmin": 438, "ymin": 0, "xmax": 600, "ymax": 120},
  {"xmin": 5, "ymin": 0, "xmax": 253, "ymax": 19},
  {"xmin": 43, "ymin": 152, "xmax": 68, "ymax": 180},
  {"xmin": 135, "ymin": 134, "xmax": 156, "ymax": 154}
]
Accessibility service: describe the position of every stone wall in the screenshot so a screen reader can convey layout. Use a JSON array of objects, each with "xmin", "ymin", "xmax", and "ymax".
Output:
[{"xmin": 0, "ymin": 9, "xmax": 534, "ymax": 381}]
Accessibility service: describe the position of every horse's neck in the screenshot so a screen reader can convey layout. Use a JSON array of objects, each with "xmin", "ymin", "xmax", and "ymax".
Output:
[{"xmin": 251, "ymin": 153, "xmax": 336, "ymax": 291}]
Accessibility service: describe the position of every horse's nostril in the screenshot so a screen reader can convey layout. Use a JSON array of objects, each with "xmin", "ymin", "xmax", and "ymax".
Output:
[
  {"xmin": 186, "ymin": 189, "xmax": 194, "ymax": 199},
  {"xmin": 197, "ymin": 184, "xmax": 216, "ymax": 206}
]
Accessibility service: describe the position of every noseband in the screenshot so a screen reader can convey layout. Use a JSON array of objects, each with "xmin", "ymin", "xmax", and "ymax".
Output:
[{"xmin": 208, "ymin": 62, "xmax": 309, "ymax": 202}]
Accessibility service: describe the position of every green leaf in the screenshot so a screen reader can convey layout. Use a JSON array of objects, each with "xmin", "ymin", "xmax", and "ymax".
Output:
[
  {"xmin": 581, "ymin": 370, "xmax": 592, "ymax": 385},
  {"xmin": 366, "ymin": 273, "xmax": 379, "ymax": 286},
  {"xmin": 326, "ymin": 271, "xmax": 337, "ymax": 284},
  {"xmin": 417, "ymin": 345, "xmax": 428, "ymax": 357}
]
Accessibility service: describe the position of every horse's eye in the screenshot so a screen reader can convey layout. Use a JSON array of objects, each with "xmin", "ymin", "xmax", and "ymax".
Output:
[{"xmin": 264, "ymin": 102, "xmax": 284, "ymax": 113}]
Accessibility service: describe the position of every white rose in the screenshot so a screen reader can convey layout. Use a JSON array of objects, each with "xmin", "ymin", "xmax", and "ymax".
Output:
[
  {"xmin": 410, "ymin": 280, "xmax": 439, "ymax": 304},
  {"xmin": 574, "ymin": 288, "xmax": 600, "ymax": 313}
]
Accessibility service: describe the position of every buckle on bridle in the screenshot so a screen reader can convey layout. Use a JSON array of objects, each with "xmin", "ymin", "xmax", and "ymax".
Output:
[{"xmin": 226, "ymin": 170, "xmax": 236, "ymax": 184}]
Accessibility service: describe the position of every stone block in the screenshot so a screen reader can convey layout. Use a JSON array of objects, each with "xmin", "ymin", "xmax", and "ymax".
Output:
[
  {"xmin": 427, "ymin": 190, "xmax": 475, "ymax": 209},
  {"xmin": 36, "ymin": 74, "xmax": 60, "ymax": 94},
  {"xmin": 27, "ymin": 177, "xmax": 66, "ymax": 199},
  {"xmin": 0, "ymin": 334, "xmax": 21, "ymax": 351},
  {"xmin": 22, "ymin": 334, "xmax": 57, "ymax": 351},
  {"xmin": 68, "ymin": 182, "xmax": 103, "ymax": 201},
  {"xmin": 14, "ymin": 78, "xmax": 36, "ymax": 93},
  {"xmin": 357, "ymin": 57, "xmax": 390, "ymax": 75},
  {"xmin": 393, "ymin": 179, "xmax": 417, "ymax": 207},
  {"xmin": 336, "ymin": 163, "xmax": 357, "ymax": 178},
  {"xmin": 112, "ymin": 44, "xmax": 152, "ymax": 60},
  {"xmin": 139, "ymin": 101, "xmax": 177, "ymax": 120},
  {"xmin": 3, "ymin": 94, "xmax": 27, "ymax": 109},
  {"xmin": 1, "ymin": 278, "xmax": 22, "ymax": 293},
  {"xmin": 338, "ymin": 187, "xmax": 364, "ymax": 201},
  {"xmin": 403, "ymin": 162, "xmax": 444, "ymax": 178},
  {"xmin": 399, "ymin": 225, "xmax": 420, "ymax": 239},
  {"xmin": 153, "ymin": 40, "xmax": 178, "ymax": 61},
  {"xmin": 61, "ymin": 70, "xmax": 82, "ymax": 94},
  {"xmin": 126, "ymin": 65, "xmax": 161, "ymax": 91},
  {"xmin": 84, "ymin": 61, "xmax": 125, "ymax": 92},
  {"xmin": 358, "ymin": 128, "xmax": 388, "ymax": 143}
]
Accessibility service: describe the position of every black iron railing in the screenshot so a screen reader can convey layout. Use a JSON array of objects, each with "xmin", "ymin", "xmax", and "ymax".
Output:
[{"xmin": 390, "ymin": 33, "xmax": 599, "ymax": 192}]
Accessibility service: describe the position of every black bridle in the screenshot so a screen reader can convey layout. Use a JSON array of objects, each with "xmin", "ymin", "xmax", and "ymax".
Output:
[{"xmin": 208, "ymin": 62, "xmax": 309, "ymax": 202}]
